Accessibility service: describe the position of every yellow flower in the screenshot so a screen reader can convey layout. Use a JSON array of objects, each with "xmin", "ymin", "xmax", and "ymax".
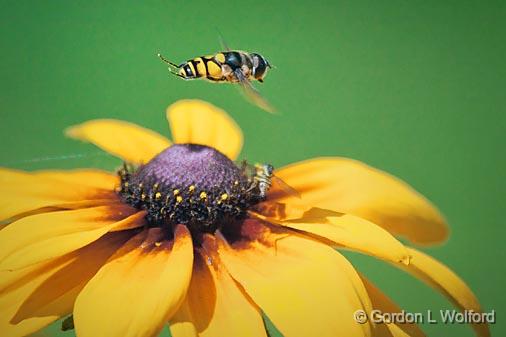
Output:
[{"xmin": 0, "ymin": 100, "xmax": 488, "ymax": 337}]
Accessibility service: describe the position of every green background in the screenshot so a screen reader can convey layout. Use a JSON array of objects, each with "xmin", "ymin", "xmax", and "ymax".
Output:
[{"xmin": 1, "ymin": 1, "xmax": 504, "ymax": 336}]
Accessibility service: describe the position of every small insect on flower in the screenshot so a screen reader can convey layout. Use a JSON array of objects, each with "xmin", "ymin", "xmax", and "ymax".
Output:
[
  {"xmin": 243, "ymin": 162, "xmax": 301, "ymax": 199},
  {"xmin": 157, "ymin": 49, "xmax": 275, "ymax": 113}
]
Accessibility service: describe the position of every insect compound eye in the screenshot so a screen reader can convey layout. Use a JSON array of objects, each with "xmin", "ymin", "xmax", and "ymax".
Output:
[
  {"xmin": 265, "ymin": 164, "xmax": 274, "ymax": 175},
  {"xmin": 251, "ymin": 53, "xmax": 267, "ymax": 79},
  {"xmin": 225, "ymin": 52, "xmax": 242, "ymax": 69},
  {"xmin": 183, "ymin": 64, "xmax": 194, "ymax": 77}
]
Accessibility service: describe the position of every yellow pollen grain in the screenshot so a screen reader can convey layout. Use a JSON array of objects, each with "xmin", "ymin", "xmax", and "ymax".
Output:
[
  {"xmin": 221, "ymin": 193, "xmax": 228, "ymax": 201},
  {"xmin": 124, "ymin": 182, "xmax": 129, "ymax": 187},
  {"xmin": 155, "ymin": 192, "xmax": 162, "ymax": 199},
  {"xmin": 153, "ymin": 183, "xmax": 159, "ymax": 190},
  {"xmin": 155, "ymin": 242, "xmax": 162, "ymax": 247},
  {"xmin": 176, "ymin": 195, "xmax": 183, "ymax": 203},
  {"xmin": 189, "ymin": 185, "xmax": 195, "ymax": 192},
  {"xmin": 234, "ymin": 180, "xmax": 239, "ymax": 185},
  {"xmin": 141, "ymin": 193, "xmax": 146, "ymax": 200},
  {"xmin": 200, "ymin": 191, "xmax": 207, "ymax": 199},
  {"xmin": 173, "ymin": 189, "xmax": 180, "ymax": 196}
]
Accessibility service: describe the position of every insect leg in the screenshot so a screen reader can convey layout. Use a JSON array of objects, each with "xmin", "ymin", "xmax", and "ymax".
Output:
[
  {"xmin": 157, "ymin": 53, "xmax": 186, "ymax": 78},
  {"xmin": 157, "ymin": 53, "xmax": 179, "ymax": 68}
]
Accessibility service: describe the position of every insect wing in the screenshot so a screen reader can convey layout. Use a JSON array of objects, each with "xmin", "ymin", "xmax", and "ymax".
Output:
[
  {"xmin": 271, "ymin": 175, "xmax": 301, "ymax": 199},
  {"xmin": 234, "ymin": 69, "xmax": 276, "ymax": 113},
  {"xmin": 218, "ymin": 31, "xmax": 231, "ymax": 51}
]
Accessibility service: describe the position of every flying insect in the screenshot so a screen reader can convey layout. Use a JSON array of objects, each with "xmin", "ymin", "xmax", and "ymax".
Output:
[{"xmin": 157, "ymin": 50, "xmax": 275, "ymax": 113}]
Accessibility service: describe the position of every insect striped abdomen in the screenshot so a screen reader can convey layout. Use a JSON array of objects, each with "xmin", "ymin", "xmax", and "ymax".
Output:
[
  {"xmin": 192, "ymin": 58, "xmax": 207, "ymax": 78},
  {"xmin": 199, "ymin": 55, "xmax": 224, "ymax": 81}
]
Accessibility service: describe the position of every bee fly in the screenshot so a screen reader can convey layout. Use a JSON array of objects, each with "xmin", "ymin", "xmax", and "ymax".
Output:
[{"xmin": 157, "ymin": 50, "xmax": 275, "ymax": 113}]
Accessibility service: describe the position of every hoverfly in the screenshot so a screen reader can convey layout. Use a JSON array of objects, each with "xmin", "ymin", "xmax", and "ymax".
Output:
[
  {"xmin": 157, "ymin": 47, "xmax": 274, "ymax": 113},
  {"xmin": 243, "ymin": 162, "xmax": 300, "ymax": 199}
]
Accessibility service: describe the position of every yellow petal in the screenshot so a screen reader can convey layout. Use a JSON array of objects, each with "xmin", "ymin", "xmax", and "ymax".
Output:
[
  {"xmin": 170, "ymin": 236, "xmax": 267, "ymax": 337},
  {"xmin": 167, "ymin": 100, "xmax": 243, "ymax": 160},
  {"xmin": 217, "ymin": 219, "xmax": 372, "ymax": 337},
  {"xmin": 0, "ymin": 269, "xmax": 61, "ymax": 337},
  {"xmin": 0, "ymin": 168, "xmax": 117, "ymax": 222},
  {"xmin": 0, "ymin": 232, "xmax": 130, "ymax": 337},
  {"xmin": 396, "ymin": 248, "xmax": 490, "ymax": 337},
  {"xmin": 35, "ymin": 169, "xmax": 118, "ymax": 190},
  {"xmin": 66, "ymin": 119, "xmax": 171, "ymax": 164},
  {"xmin": 169, "ymin": 303, "xmax": 199, "ymax": 337},
  {"xmin": 273, "ymin": 158, "xmax": 448, "ymax": 245},
  {"xmin": 253, "ymin": 206, "xmax": 410, "ymax": 265},
  {"xmin": 0, "ymin": 205, "xmax": 142, "ymax": 270},
  {"xmin": 360, "ymin": 275, "xmax": 426, "ymax": 337},
  {"xmin": 74, "ymin": 225, "xmax": 194, "ymax": 337}
]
